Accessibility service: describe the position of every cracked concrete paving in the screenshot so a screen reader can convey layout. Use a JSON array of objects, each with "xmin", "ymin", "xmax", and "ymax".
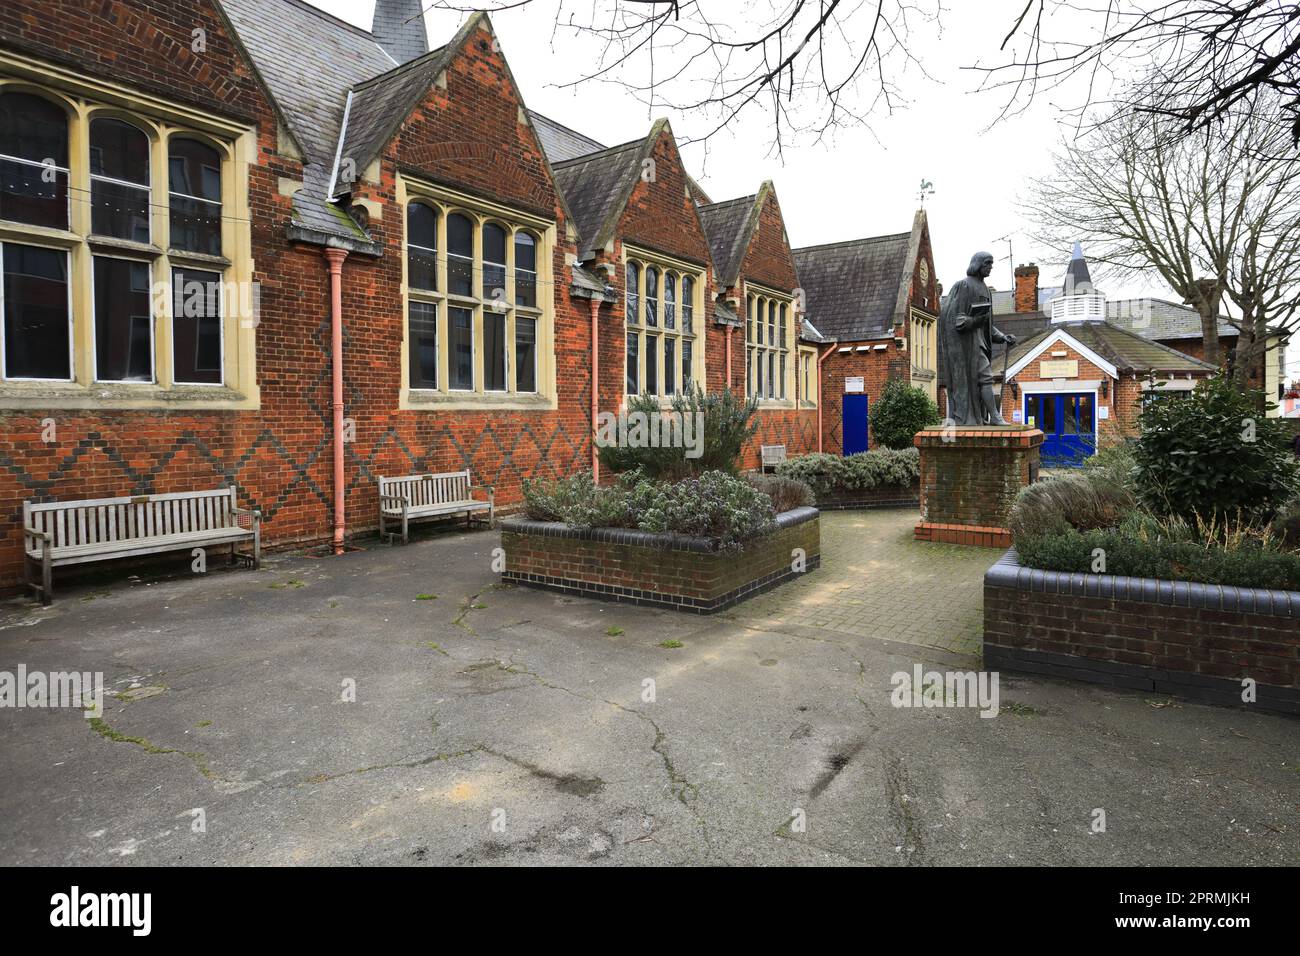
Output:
[{"xmin": 0, "ymin": 510, "xmax": 1296, "ymax": 866}]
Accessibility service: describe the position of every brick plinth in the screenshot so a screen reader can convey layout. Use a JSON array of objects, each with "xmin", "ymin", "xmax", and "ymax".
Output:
[
  {"xmin": 499, "ymin": 507, "xmax": 820, "ymax": 613},
  {"xmin": 913, "ymin": 426, "xmax": 1042, "ymax": 547},
  {"xmin": 984, "ymin": 551, "xmax": 1300, "ymax": 715}
]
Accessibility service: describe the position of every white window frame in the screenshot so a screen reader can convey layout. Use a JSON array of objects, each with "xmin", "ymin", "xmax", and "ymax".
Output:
[
  {"xmin": 90, "ymin": 253, "xmax": 155, "ymax": 384},
  {"xmin": 0, "ymin": 240, "xmax": 75, "ymax": 382}
]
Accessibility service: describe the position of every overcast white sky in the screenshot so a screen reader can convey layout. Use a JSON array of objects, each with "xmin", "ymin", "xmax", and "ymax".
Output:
[{"xmin": 309, "ymin": 0, "xmax": 1298, "ymax": 379}]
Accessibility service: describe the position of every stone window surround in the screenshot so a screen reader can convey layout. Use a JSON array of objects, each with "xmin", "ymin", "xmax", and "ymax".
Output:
[
  {"xmin": 0, "ymin": 58, "xmax": 259, "ymax": 412},
  {"xmin": 621, "ymin": 243, "xmax": 705, "ymax": 401},
  {"xmin": 398, "ymin": 175, "xmax": 557, "ymax": 411},
  {"xmin": 745, "ymin": 281, "xmax": 795, "ymax": 409}
]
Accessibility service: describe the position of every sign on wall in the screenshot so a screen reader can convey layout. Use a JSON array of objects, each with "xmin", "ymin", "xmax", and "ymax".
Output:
[
  {"xmin": 1040, "ymin": 359, "xmax": 1079, "ymax": 378},
  {"xmin": 845, "ymin": 377, "xmax": 865, "ymax": 393}
]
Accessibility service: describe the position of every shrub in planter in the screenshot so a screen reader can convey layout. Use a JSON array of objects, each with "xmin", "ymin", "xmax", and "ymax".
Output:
[
  {"xmin": 1082, "ymin": 440, "xmax": 1139, "ymax": 493},
  {"xmin": 597, "ymin": 387, "xmax": 759, "ymax": 480},
  {"xmin": 1009, "ymin": 472, "xmax": 1136, "ymax": 542},
  {"xmin": 521, "ymin": 472, "xmax": 633, "ymax": 529},
  {"xmin": 633, "ymin": 471, "xmax": 776, "ymax": 552},
  {"xmin": 1133, "ymin": 374, "xmax": 1300, "ymax": 522},
  {"xmin": 745, "ymin": 473, "xmax": 815, "ymax": 512},
  {"xmin": 775, "ymin": 447, "xmax": 920, "ymax": 493},
  {"xmin": 871, "ymin": 380, "xmax": 940, "ymax": 449}
]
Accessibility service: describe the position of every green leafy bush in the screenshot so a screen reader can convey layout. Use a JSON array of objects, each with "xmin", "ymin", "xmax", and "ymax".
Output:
[
  {"xmin": 597, "ymin": 387, "xmax": 759, "ymax": 480},
  {"xmin": 1009, "ymin": 472, "xmax": 1136, "ymax": 542},
  {"xmin": 1133, "ymin": 375, "xmax": 1300, "ymax": 522},
  {"xmin": 1082, "ymin": 440, "xmax": 1138, "ymax": 493},
  {"xmin": 775, "ymin": 447, "xmax": 920, "ymax": 493},
  {"xmin": 1015, "ymin": 521, "xmax": 1300, "ymax": 590},
  {"xmin": 744, "ymin": 473, "xmax": 815, "ymax": 512},
  {"xmin": 1273, "ymin": 498, "xmax": 1300, "ymax": 549},
  {"xmin": 521, "ymin": 469, "xmax": 777, "ymax": 551},
  {"xmin": 870, "ymin": 380, "xmax": 940, "ymax": 449}
]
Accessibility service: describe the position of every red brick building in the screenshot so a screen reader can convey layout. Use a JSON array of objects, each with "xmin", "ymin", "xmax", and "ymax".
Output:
[{"xmin": 0, "ymin": 0, "xmax": 926, "ymax": 587}]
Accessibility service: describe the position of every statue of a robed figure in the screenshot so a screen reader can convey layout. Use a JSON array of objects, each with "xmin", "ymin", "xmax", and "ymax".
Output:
[{"xmin": 938, "ymin": 252, "xmax": 1017, "ymax": 426}]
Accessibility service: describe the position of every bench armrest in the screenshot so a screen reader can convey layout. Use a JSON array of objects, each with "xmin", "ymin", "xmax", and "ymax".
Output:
[
  {"xmin": 469, "ymin": 484, "xmax": 495, "ymax": 504},
  {"xmin": 379, "ymin": 494, "xmax": 409, "ymax": 507},
  {"xmin": 24, "ymin": 527, "xmax": 50, "ymax": 549}
]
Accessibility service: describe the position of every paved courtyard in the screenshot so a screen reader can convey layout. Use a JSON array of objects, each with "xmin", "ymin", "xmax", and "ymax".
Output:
[{"xmin": 1, "ymin": 510, "xmax": 1296, "ymax": 866}]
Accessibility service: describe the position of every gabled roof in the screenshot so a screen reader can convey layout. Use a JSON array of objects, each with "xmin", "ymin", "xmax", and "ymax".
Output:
[
  {"xmin": 1002, "ymin": 320, "xmax": 1218, "ymax": 380},
  {"xmin": 372, "ymin": 0, "xmax": 429, "ymax": 65},
  {"xmin": 336, "ymin": 38, "xmax": 457, "ymax": 189},
  {"xmin": 1106, "ymin": 298, "xmax": 1240, "ymax": 341},
  {"xmin": 529, "ymin": 111, "xmax": 606, "ymax": 163},
  {"xmin": 792, "ymin": 233, "xmax": 910, "ymax": 342},
  {"xmin": 551, "ymin": 137, "xmax": 648, "ymax": 257},
  {"xmin": 696, "ymin": 194, "xmax": 757, "ymax": 288}
]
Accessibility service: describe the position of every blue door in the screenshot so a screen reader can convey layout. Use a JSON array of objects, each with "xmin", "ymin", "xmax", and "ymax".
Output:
[
  {"xmin": 1025, "ymin": 392, "xmax": 1095, "ymax": 466},
  {"xmin": 843, "ymin": 394, "xmax": 869, "ymax": 455}
]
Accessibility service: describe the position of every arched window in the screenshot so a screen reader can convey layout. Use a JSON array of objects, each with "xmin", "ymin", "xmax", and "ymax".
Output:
[
  {"xmin": 0, "ymin": 92, "xmax": 69, "ymax": 229},
  {"xmin": 482, "ymin": 222, "xmax": 507, "ymax": 305},
  {"xmin": 514, "ymin": 231, "xmax": 537, "ymax": 309},
  {"xmin": 624, "ymin": 261, "xmax": 639, "ymax": 324},
  {"xmin": 407, "ymin": 203, "xmax": 437, "ymax": 292},
  {"xmin": 90, "ymin": 118, "xmax": 150, "ymax": 243},
  {"xmin": 447, "ymin": 212, "xmax": 473, "ymax": 297},
  {"xmin": 681, "ymin": 275, "xmax": 694, "ymax": 334},
  {"xmin": 169, "ymin": 137, "xmax": 222, "ymax": 255},
  {"xmin": 663, "ymin": 273, "xmax": 676, "ymax": 330},
  {"xmin": 645, "ymin": 266, "xmax": 658, "ymax": 327}
]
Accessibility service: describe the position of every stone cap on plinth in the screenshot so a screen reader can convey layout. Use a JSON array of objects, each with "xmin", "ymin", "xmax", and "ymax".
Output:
[{"xmin": 914, "ymin": 426, "xmax": 1044, "ymax": 449}]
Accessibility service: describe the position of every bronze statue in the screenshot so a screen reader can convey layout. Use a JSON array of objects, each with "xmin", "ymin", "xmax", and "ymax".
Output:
[{"xmin": 938, "ymin": 252, "xmax": 1017, "ymax": 425}]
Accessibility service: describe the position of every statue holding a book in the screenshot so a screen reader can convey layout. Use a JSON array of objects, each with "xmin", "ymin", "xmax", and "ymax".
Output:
[{"xmin": 938, "ymin": 251, "xmax": 1017, "ymax": 426}]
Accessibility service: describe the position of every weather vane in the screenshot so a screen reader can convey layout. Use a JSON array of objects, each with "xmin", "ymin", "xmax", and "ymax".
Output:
[{"xmin": 918, "ymin": 179, "xmax": 935, "ymax": 207}]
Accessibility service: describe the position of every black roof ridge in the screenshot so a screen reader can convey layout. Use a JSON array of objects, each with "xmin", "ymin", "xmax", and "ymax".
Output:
[
  {"xmin": 352, "ymin": 43, "xmax": 450, "ymax": 90},
  {"xmin": 793, "ymin": 232, "xmax": 910, "ymax": 253},
  {"xmin": 550, "ymin": 137, "xmax": 645, "ymax": 167},
  {"xmin": 699, "ymin": 194, "xmax": 756, "ymax": 210}
]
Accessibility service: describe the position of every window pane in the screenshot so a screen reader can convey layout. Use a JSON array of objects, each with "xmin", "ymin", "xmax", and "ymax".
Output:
[
  {"xmin": 779, "ymin": 303, "xmax": 787, "ymax": 345},
  {"xmin": 747, "ymin": 296, "xmax": 754, "ymax": 343},
  {"xmin": 450, "ymin": 306, "xmax": 473, "ymax": 389},
  {"xmin": 625, "ymin": 332, "xmax": 638, "ymax": 394},
  {"xmin": 3, "ymin": 243, "xmax": 69, "ymax": 379},
  {"xmin": 92, "ymin": 180, "xmax": 150, "ymax": 243},
  {"xmin": 767, "ymin": 351, "xmax": 775, "ymax": 398},
  {"xmin": 171, "ymin": 267, "xmax": 222, "ymax": 384},
  {"xmin": 645, "ymin": 333, "xmax": 658, "ymax": 395},
  {"xmin": 484, "ymin": 310, "xmax": 506, "ymax": 391},
  {"xmin": 515, "ymin": 316, "xmax": 536, "ymax": 392},
  {"xmin": 0, "ymin": 93, "xmax": 69, "ymax": 229},
  {"xmin": 90, "ymin": 118, "xmax": 149, "ymax": 183},
  {"xmin": 747, "ymin": 346, "xmax": 754, "ymax": 396},
  {"xmin": 768, "ymin": 301, "xmax": 776, "ymax": 345},
  {"xmin": 625, "ymin": 261, "xmax": 639, "ymax": 324},
  {"xmin": 756, "ymin": 347, "xmax": 764, "ymax": 396},
  {"xmin": 169, "ymin": 138, "xmax": 221, "ymax": 255},
  {"xmin": 664, "ymin": 337, "xmax": 676, "ymax": 395},
  {"xmin": 681, "ymin": 339, "xmax": 692, "ymax": 392},
  {"xmin": 407, "ymin": 203, "xmax": 437, "ymax": 292},
  {"xmin": 94, "ymin": 256, "xmax": 152, "ymax": 382},
  {"xmin": 681, "ymin": 276, "xmax": 693, "ymax": 333},
  {"xmin": 664, "ymin": 274, "xmax": 676, "ymax": 330},
  {"xmin": 779, "ymin": 352, "xmax": 786, "ymax": 399},
  {"xmin": 447, "ymin": 213, "xmax": 473, "ymax": 296},
  {"xmin": 408, "ymin": 301, "xmax": 438, "ymax": 389},
  {"xmin": 483, "ymin": 222, "xmax": 506, "ymax": 303},
  {"xmin": 645, "ymin": 266, "xmax": 658, "ymax": 327},
  {"xmin": 515, "ymin": 232, "xmax": 536, "ymax": 308}
]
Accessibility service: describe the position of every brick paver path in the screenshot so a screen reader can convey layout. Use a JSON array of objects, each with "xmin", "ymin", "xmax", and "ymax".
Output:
[{"xmin": 729, "ymin": 508, "xmax": 1000, "ymax": 657}]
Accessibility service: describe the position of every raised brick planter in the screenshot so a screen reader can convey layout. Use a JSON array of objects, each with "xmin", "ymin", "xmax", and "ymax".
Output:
[
  {"xmin": 500, "ymin": 507, "xmax": 820, "ymax": 613},
  {"xmin": 813, "ymin": 483, "xmax": 918, "ymax": 510},
  {"xmin": 914, "ymin": 426, "xmax": 1042, "ymax": 548},
  {"xmin": 984, "ymin": 550, "xmax": 1300, "ymax": 715}
]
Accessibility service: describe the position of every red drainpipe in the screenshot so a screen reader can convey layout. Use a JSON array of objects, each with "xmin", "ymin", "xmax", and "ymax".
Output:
[
  {"xmin": 816, "ymin": 342, "xmax": 836, "ymax": 453},
  {"xmin": 324, "ymin": 247, "xmax": 349, "ymax": 553},
  {"xmin": 725, "ymin": 324, "xmax": 733, "ymax": 390},
  {"xmin": 590, "ymin": 295, "xmax": 600, "ymax": 481}
]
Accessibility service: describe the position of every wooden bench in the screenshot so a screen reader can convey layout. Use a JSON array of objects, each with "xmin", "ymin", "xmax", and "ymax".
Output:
[
  {"xmin": 378, "ymin": 470, "xmax": 494, "ymax": 544},
  {"xmin": 760, "ymin": 444, "xmax": 787, "ymax": 473},
  {"xmin": 23, "ymin": 487, "xmax": 260, "ymax": 605}
]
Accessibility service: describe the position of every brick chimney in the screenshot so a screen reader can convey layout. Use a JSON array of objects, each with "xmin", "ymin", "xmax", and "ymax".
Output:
[{"xmin": 1014, "ymin": 262, "xmax": 1039, "ymax": 313}]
